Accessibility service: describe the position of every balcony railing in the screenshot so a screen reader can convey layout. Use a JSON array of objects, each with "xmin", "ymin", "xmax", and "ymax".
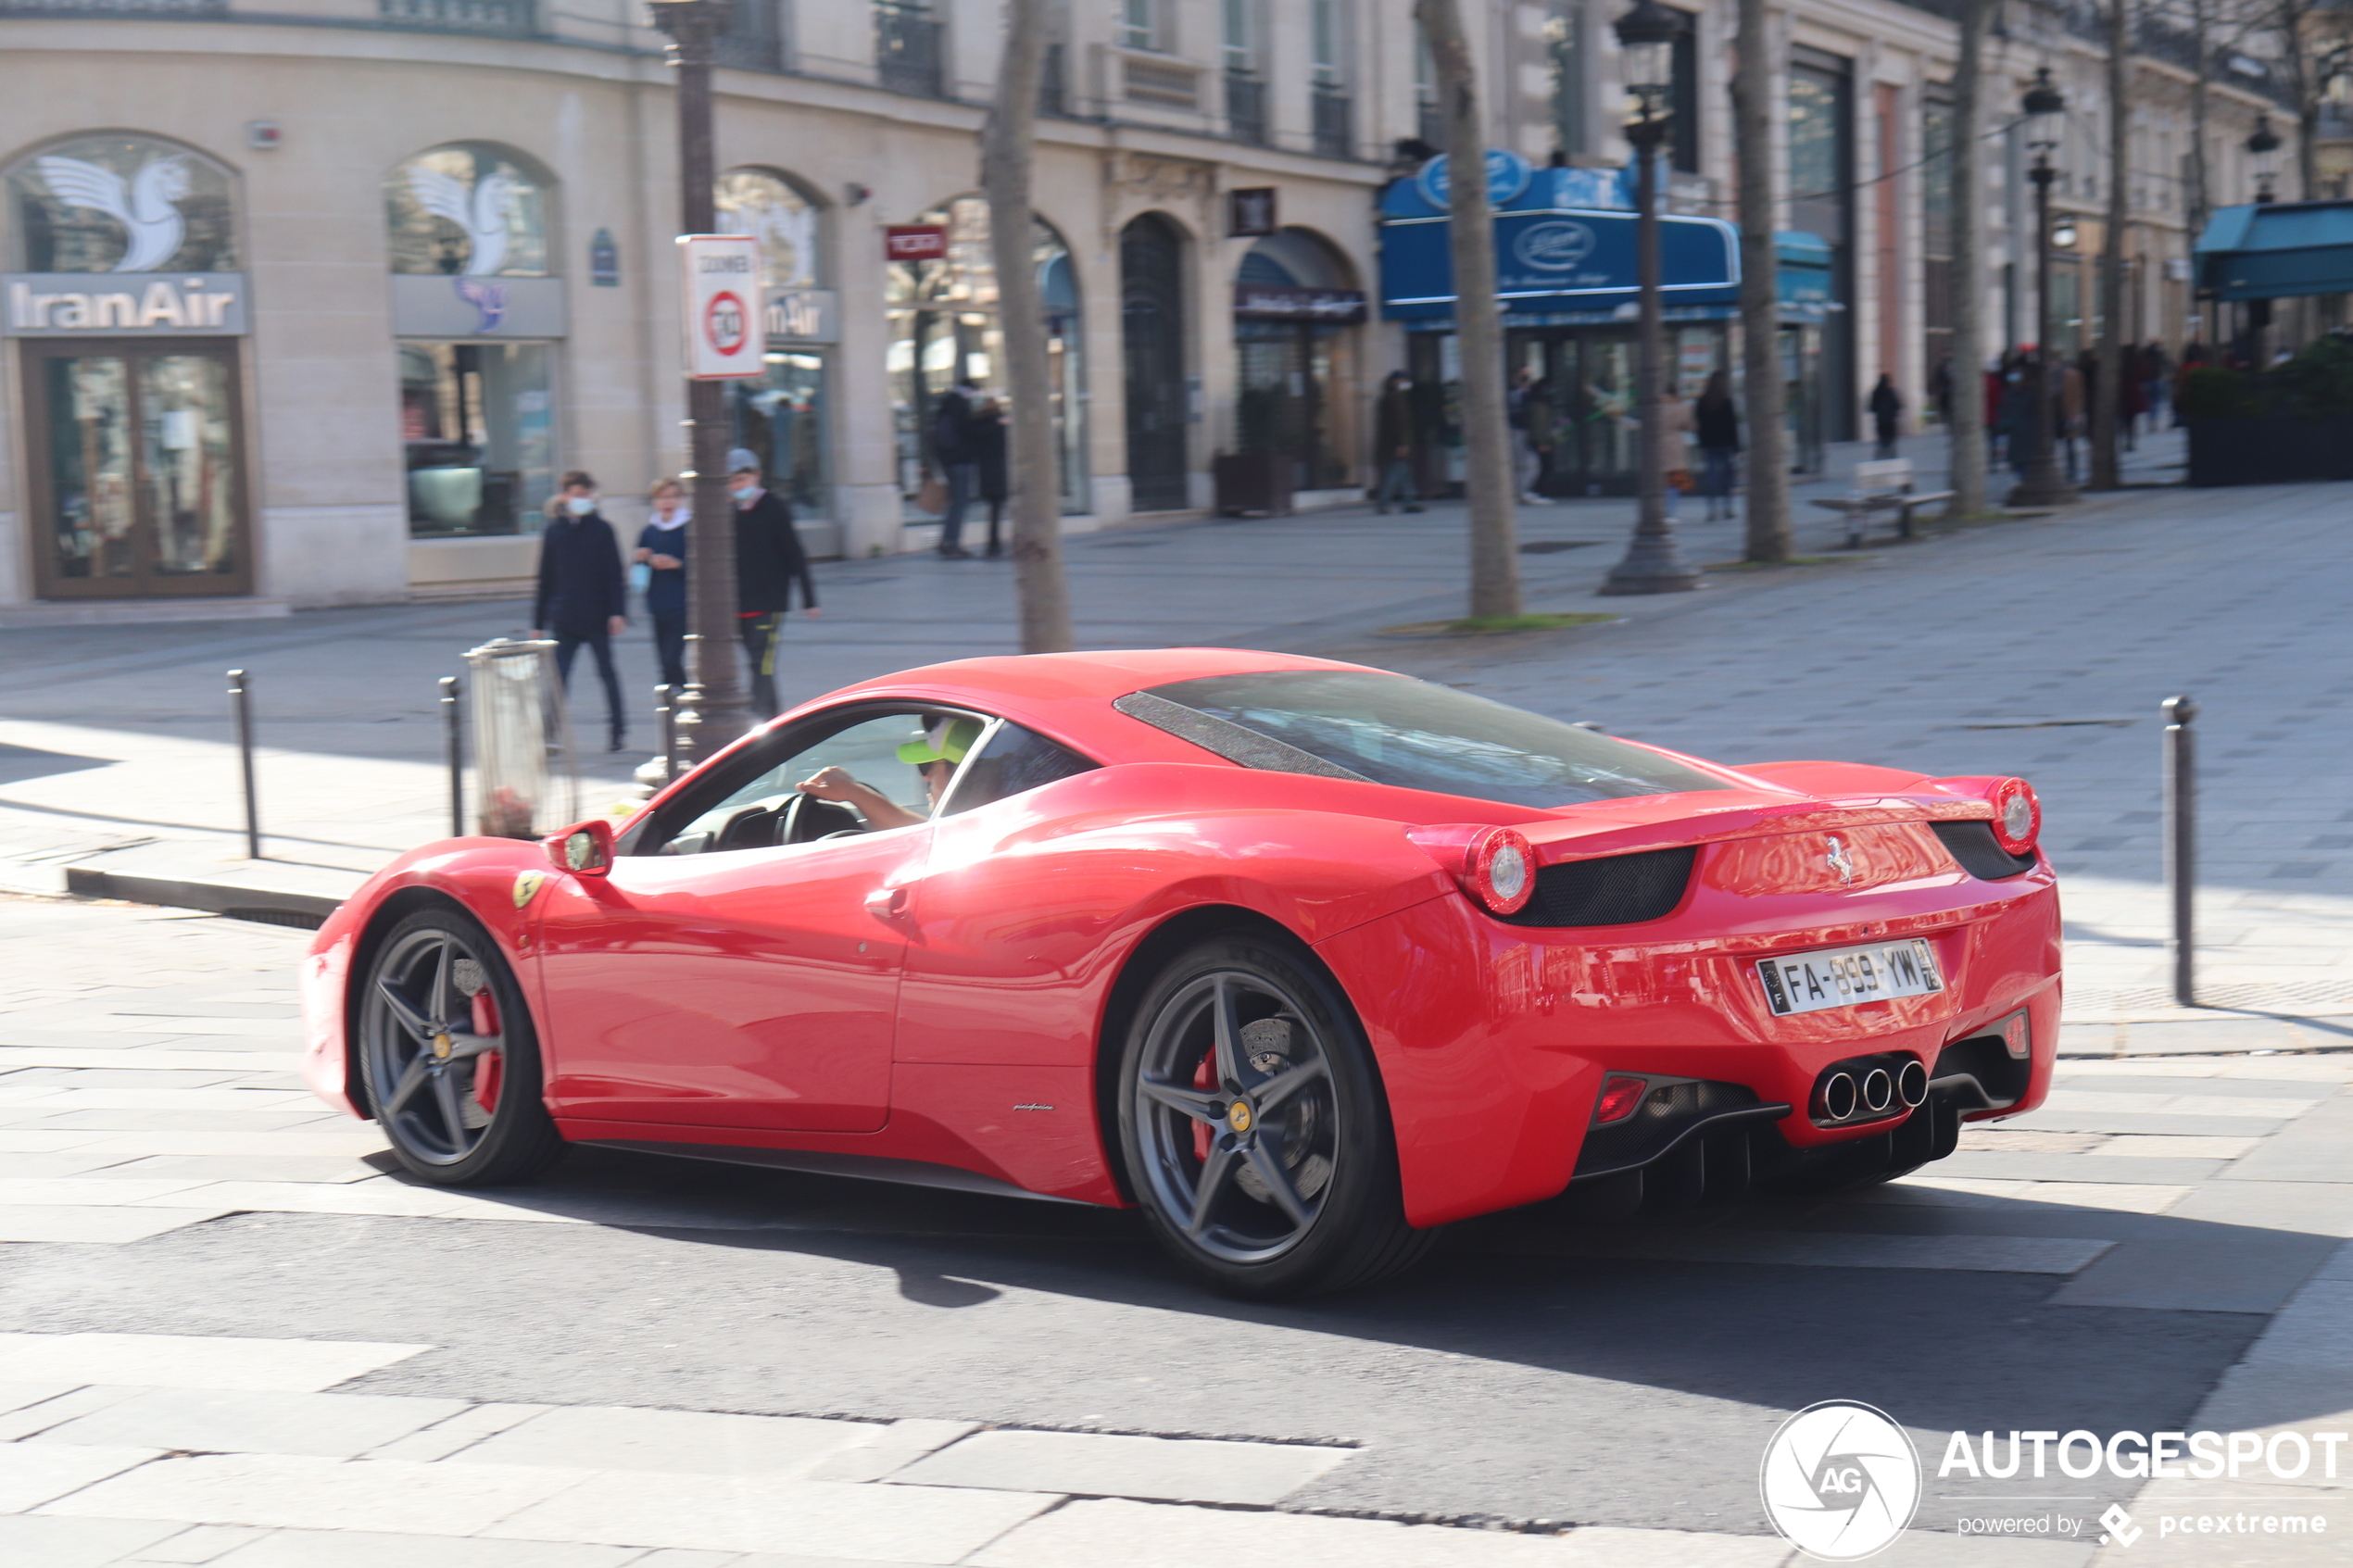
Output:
[
  {"xmin": 1312, "ymin": 86, "xmax": 1353, "ymax": 159},
  {"xmin": 713, "ymin": 0, "xmax": 784, "ymax": 72},
  {"xmin": 379, "ymin": 0, "xmax": 537, "ymax": 35},
  {"xmin": 875, "ymin": 3, "xmax": 944, "ymax": 98},
  {"xmin": 0, "ymin": 0, "xmax": 223, "ymax": 13},
  {"xmin": 1226, "ymin": 70, "xmax": 1267, "ymax": 145}
]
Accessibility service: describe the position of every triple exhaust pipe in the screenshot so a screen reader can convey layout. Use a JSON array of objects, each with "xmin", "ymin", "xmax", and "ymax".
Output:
[{"xmin": 1817, "ymin": 1058, "xmax": 1930, "ymax": 1123}]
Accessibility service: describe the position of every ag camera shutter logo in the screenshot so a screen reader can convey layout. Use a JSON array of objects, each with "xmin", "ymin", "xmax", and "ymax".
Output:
[{"xmin": 1760, "ymin": 1400, "xmax": 1922, "ymax": 1561}]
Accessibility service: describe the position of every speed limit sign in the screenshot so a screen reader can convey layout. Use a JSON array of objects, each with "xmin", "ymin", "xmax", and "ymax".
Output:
[{"xmin": 677, "ymin": 233, "xmax": 763, "ymax": 379}]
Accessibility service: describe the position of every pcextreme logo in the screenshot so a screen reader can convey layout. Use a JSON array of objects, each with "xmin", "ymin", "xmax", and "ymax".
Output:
[{"xmin": 1759, "ymin": 1400, "xmax": 1922, "ymax": 1561}]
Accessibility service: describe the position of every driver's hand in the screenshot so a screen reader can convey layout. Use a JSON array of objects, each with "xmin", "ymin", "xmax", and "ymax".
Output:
[{"xmin": 797, "ymin": 766, "xmax": 860, "ymax": 801}]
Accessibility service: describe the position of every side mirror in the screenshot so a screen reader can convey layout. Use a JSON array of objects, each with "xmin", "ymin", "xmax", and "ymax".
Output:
[{"xmin": 544, "ymin": 818, "xmax": 614, "ymax": 876}]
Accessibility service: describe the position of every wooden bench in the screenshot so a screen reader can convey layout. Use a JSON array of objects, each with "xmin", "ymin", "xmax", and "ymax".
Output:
[{"xmin": 1809, "ymin": 458, "xmax": 1955, "ymax": 548}]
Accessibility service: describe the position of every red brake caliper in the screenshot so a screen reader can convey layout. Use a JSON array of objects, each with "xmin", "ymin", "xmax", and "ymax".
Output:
[
  {"xmin": 1190, "ymin": 1049, "xmax": 1216, "ymax": 1164},
  {"xmin": 471, "ymin": 990, "xmax": 503, "ymax": 1111}
]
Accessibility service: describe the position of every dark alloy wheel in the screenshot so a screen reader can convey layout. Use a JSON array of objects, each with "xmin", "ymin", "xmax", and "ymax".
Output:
[
  {"xmin": 359, "ymin": 908, "xmax": 565, "ymax": 1186},
  {"xmin": 1116, "ymin": 935, "xmax": 1437, "ymax": 1298}
]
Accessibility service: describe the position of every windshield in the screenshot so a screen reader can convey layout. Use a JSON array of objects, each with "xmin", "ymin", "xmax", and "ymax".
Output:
[{"xmin": 1132, "ymin": 671, "xmax": 1731, "ymax": 809}]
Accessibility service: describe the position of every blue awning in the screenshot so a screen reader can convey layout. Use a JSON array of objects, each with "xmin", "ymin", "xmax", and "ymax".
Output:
[
  {"xmin": 1777, "ymin": 232, "xmax": 1833, "ymax": 320},
  {"xmin": 2194, "ymin": 200, "xmax": 2353, "ymax": 301}
]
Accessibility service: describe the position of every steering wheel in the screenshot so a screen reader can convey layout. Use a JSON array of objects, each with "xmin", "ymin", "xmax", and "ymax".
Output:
[{"xmin": 778, "ymin": 790, "xmax": 865, "ymax": 845}]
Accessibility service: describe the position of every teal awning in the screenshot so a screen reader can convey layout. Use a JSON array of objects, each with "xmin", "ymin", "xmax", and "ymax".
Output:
[{"xmin": 2195, "ymin": 200, "xmax": 2353, "ymax": 301}]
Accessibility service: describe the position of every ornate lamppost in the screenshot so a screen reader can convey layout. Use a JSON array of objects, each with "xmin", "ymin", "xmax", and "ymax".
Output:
[
  {"xmin": 2248, "ymin": 116, "xmax": 2282, "ymax": 206},
  {"xmin": 2007, "ymin": 68, "xmax": 2078, "ymax": 508},
  {"xmin": 649, "ymin": 0, "xmax": 754, "ymax": 746},
  {"xmin": 1601, "ymin": 0, "xmax": 1700, "ymax": 596}
]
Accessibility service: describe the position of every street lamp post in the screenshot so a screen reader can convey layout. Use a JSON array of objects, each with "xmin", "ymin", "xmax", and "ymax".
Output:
[
  {"xmin": 649, "ymin": 0, "xmax": 754, "ymax": 747},
  {"xmin": 2248, "ymin": 116, "xmax": 2282, "ymax": 207},
  {"xmin": 2007, "ymin": 68, "xmax": 2079, "ymax": 509},
  {"xmin": 2246, "ymin": 117, "xmax": 2283, "ymax": 366},
  {"xmin": 1602, "ymin": 0, "xmax": 1700, "ymax": 596}
]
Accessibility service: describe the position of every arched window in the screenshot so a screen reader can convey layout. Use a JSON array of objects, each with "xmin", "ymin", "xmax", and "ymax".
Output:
[
  {"xmin": 1233, "ymin": 226, "xmax": 1362, "ymax": 491},
  {"xmin": 716, "ymin": 168, "xmax": 821, "ymax": 288},
  {"xmin": 886, "ymin": 195, "xmax": 1088, "ymax": 515},
  {"xmin": 384, "ymin": 143, "xmax": 552, "ymax": 278},
  {"xmin": 6, "ymin": 132, "xmax": 238, "ymax": 273}
]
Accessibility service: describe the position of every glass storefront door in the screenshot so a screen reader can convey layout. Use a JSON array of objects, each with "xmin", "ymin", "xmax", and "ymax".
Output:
[{"xmin": 26, "ymin": 339, "xmax": 249, "ymax": 598}]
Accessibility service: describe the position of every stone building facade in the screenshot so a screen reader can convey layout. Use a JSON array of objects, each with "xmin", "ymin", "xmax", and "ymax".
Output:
[{"xmin": 0, "ymin": 0, "xmax": 2297, "ymax": 619}]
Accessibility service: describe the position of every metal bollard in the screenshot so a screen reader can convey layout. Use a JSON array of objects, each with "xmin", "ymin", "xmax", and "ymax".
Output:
[
  {"xmin": 654, "ymin": 684, "xmax": 677, "ymax": 783},
  {"xmin": 227, "ymin": 669, "xmax": 260, "ymax": 860},
  {"xmin": 440, "ymin": 676, "xmax": 464, "ymax": 837},
  {"xmin": 2162, "ymin": 695, "xmax": 2197, "ymax": 1008}
]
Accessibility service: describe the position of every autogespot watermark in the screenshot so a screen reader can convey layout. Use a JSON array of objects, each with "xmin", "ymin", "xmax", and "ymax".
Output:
[{"xmin": 1760, "ymin": 1411, "xmax": 2347, "ymax": 1561}]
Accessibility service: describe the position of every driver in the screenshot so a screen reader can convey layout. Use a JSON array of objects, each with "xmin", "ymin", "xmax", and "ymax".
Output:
[{"xmin": 796, "ymin": 714, "xmax": 981, "ymax": 831}]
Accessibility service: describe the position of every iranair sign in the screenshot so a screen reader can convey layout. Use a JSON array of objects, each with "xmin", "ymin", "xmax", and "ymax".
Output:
[
  {"xmin": 6, "ymin": 273, "xmax": 246, "ymax": 335},
  {"xmin": 678, "ymin": 232, "xmax": 762, "ymax": 380}
]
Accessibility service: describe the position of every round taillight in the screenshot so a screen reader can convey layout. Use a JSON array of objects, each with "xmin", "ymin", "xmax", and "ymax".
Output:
[
  {"xmin": 1989, "ymin": 777, "xmax": 2041, "ymax": 857},
  {"xmin": 1466, "ymin": 827, "xmax": 1537, "ymax": 916}
]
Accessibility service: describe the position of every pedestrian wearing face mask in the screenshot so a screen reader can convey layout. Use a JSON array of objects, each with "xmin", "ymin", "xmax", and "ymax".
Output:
[
  {"xmin": 531, "ymin": 470, "xmax": 629, "ymax": 752},
  {"xmin": 729, "ymin": 454, "xmax": 819, "ymax": 719}
]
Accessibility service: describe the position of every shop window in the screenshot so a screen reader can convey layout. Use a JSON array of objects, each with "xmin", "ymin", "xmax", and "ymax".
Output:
[
  {"xmin": 400, "ymin": 342, "xmax": 554, "ymax": 536},
  {"xmin": 385, "ymin": 144, "xmax": 551, "ymax": 277},
  {"xmin": 887, "ymin": 196, "xmax": 1087, "ymax": 515},
  {"xmin": 717, "ymin": 169, "xmax": 820, "ymax": 288},
  {"xmin": 6, "ymin": 133, "xmax": 239, "ymax": 274},
  {"xmin": 730, "ymin": 354, "xmax": 829, "ymax": 515}
]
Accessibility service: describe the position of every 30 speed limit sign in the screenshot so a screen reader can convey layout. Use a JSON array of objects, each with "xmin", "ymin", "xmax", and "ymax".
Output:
[{"xmin": 677, "ymin": 233, "xmax": 763, "ymax": 379}]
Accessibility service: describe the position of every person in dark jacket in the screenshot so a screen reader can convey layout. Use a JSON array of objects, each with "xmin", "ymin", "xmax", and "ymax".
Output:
[
  {"xmin": 968, "ymin": 396, "xmax": 1010, "ymax": 558},
  {"xmin": 1868, "ymin": 373, "xmax": 1903, "ymax": 458},
  {"xmin": 1693, "ymin": 370, "xmax": 1740, "ymax": 521},
  {"xmin": 633, "ymin": 476, "xmax": 690, "ymax": 689},
  {"xmin": 731, "ymin": 458, "xmax": 819, "ymax": 719},
  {"xmin": 1371, "ymin": 370, "xmax": 1424, "ymax": 513},
  {"xmin": 932, "ymin": 380, "xmax": 979, "ymax": 558},
  {"xmin": 532, "ymin": 470, "xmax": 628, "ymax": 752}
]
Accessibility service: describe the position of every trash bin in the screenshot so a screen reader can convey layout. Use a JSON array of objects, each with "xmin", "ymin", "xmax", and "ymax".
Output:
[{"xmin": 461, "ymin": 637, "xmax": 577, "ymax": 839}]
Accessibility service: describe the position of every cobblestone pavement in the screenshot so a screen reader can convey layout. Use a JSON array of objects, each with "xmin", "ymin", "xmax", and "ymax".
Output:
[{"xmin": 0, "ymin": 896, "xmax": 2347, "ymax": 1564}]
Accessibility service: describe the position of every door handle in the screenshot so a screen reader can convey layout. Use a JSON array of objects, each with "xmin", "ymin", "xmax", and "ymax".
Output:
[{"xmin": 864, "ymin": 886, "xmax": 909, "ymax": 922}]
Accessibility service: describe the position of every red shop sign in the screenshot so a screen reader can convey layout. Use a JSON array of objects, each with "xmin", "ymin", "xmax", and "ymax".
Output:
[{"xmin": 885, "ymin": 225, "xmax": 949, "ymax": 262}]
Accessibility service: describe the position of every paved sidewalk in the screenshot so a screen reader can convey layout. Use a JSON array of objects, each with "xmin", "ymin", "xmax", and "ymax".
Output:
[{"xmin": 2, "ymin": 896, "xmax": 2349, "ymax": 1561}]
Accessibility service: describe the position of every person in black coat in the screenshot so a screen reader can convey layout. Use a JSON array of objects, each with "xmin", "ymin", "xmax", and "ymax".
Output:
[
  {"xmin": 968, "ymin": 396, "xmax": 1009, "ymax": 558},
  {"xmin": 1869, "ymin": 373, "xmax": 1904, "ymax": 458},
  {"xmin": 1693, "ymin": 370, "xmax": 1741, "ymax": 521},
  {"xmin": 932, "ymin": 380, "xmax": 980, "ymax": 558},
  {"xmin": 532, "ymin": 470, "xmax": 628, "ymax": 751},
  {"xmin": 730, "ymin": 458, "xmax": 819, "ymax": 719}
]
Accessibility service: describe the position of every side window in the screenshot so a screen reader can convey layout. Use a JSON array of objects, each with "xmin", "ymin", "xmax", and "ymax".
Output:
[
  {"xmin": 940, "ymin": 723, "xmax": 1099, "ymax": 817},
  {"xmin": 640, "ymin": 709, "xmax": 952, "ymax": 855}
]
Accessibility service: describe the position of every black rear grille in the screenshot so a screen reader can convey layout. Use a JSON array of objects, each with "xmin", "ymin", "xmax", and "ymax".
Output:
[
  {"xmin": 1571, "ymin": 1077, "xmax": 1769, "ymax": 1178},
  {"xmin": 1497, "ymin": 845, "xmax": 1696, "ymax": 927},
  {"xmin": 1931, "ymin": 821, "xmax": 2037, "ymax": 880}
]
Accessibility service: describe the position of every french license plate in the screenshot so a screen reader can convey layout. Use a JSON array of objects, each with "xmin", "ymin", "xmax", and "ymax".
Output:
[{"xmin": 1756, "ymin": 939, "xmax": 1944, "ymax": 1016}]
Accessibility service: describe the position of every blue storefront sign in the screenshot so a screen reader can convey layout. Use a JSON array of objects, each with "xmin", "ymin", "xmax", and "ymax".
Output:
[{"xmin": 1379, "ymin": 163, "xmax": 1741, "ymax": 325}]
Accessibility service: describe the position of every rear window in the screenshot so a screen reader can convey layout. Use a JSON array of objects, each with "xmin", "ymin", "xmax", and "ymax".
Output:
[{"xmin": 1125, "ymin": 671, "xmax": 1730, "ymax": 809}]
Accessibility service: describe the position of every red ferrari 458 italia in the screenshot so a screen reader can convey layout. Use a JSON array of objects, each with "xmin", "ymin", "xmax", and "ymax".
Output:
[{"xmin": 301, "ymin": 647, "xmax": 2059, "ymax": 1297}]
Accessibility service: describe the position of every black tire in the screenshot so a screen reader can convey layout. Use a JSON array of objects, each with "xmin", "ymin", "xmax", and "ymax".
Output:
[
  {"xmin": 358, "ymin": 906, "xmax": 566, "ymax": 1187},
  {"xmin": 1114, "ymin": 934, "xmax": 1439, "ymax": 1298}
]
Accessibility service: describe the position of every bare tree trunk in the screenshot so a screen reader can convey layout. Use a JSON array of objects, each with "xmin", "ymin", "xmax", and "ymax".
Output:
[
  {"xmin": 1416, "ymin": 0, "xmax": 1521, "ymax": 618},
  {"xmin": 1946, "ymin": 0, "xmax": 1990, "ymax": 518},
  {"xmin": 1733, "ymin": 0, "xmax": 1792, "ymax": 558},
  {"xmin": 2091, "ymin": 0, "xmax": 2131, "ymax": 490},
  {"xmin": 983, "ymin": 0, "xmax": 1074, "ymax": 653}
]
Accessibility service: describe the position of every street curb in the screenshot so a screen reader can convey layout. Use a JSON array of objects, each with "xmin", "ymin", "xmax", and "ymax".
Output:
[{"xmin": 65, "ymin": 864, "xmax": 339, "ymax": 928}]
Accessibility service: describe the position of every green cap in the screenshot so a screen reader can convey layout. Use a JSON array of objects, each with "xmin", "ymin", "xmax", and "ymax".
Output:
[{"xmin": 898, "ymin": 716, "xmax": 984, "ymax": 766}]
